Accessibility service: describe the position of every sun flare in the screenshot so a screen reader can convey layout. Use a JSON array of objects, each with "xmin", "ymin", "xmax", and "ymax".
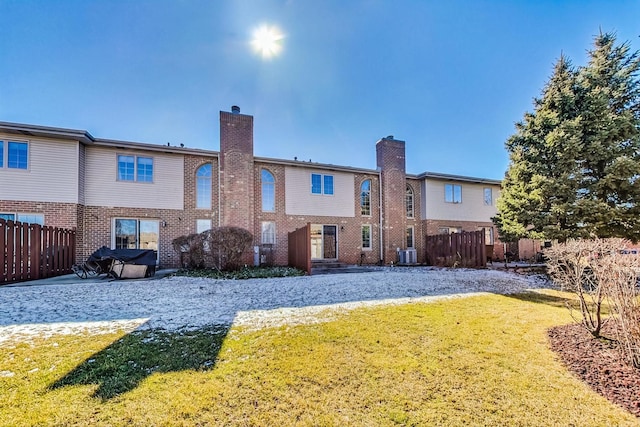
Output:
[{"xmin": 251, "ymin": 24, "xmax": 284, "ymax": 59}]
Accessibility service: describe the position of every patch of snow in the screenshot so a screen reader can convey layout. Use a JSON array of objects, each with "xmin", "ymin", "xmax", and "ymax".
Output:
[{"xmin": 0, "ymin": 267, "xmax": 553, "ymax": 343}]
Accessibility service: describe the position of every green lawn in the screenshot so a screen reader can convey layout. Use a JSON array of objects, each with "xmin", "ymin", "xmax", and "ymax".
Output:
[{"xmin": 1, "ymin": 290, "xmax": 637, "ymax": 426}]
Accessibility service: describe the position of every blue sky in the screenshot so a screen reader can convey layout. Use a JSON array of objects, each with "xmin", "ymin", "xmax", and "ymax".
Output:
[{"xmin": 1, "ymin": 1, "xmax": 638, "ymax": 179}]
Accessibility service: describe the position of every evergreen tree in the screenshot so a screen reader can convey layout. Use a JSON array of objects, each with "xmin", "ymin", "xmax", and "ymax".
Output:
[{"xmin": 494, "ymin": 33, "xmax": 640, "ymax": 242}]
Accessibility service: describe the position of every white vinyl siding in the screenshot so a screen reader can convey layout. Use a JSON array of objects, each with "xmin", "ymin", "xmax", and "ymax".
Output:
[
  {"xmin": 285, "ymin": 167, "xmax": 355, "ymax": 217},
  {"xmin": 422, "ymin": 179, "xmax": 500, "ymax": 222},
  {"xmin": 0, "ymin": 135, "xmax": 79, "ymax": 203},
  {"xmin": 85, "ymin": 146, "xmax": 184, "ymax": 209}
]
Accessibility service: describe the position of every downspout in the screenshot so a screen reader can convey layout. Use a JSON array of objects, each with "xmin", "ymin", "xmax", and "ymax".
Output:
[
  {"xmin": 218, "ymin": 156, "xmax": 222, "ymax": 227},
  {"xmin": 378, "ymin": 168, "xmax": 384, "ymax": 264}
]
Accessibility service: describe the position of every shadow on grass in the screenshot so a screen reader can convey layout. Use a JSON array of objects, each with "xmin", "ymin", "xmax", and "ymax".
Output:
[
  {"xmin": 50, "ymin": 324, "xmax": 230, "ymax": 400},
  {"xmin": 504, "ymin": 291, "xmax": 573, "ymax": 309}
]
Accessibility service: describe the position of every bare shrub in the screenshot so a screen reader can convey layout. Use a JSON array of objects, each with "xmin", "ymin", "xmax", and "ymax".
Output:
[
  {"xmin": 545, "ymin": 239, "xmax": 622, "ymax": 337},
  {"xmin": 594, "ymin": 252, "xmax": 640, "ymax": 368},
  {"xmin": 201, "ymin": 226, "xmax": 253, "ymax": 271},
  {"xmin": 171, "ymin": 233, "xmax": 206, "ymax": 268}
]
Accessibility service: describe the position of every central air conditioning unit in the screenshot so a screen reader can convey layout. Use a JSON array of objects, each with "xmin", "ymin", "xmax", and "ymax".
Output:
[{"xmin": 398, "ymin": 249, "xmax": 417, "ymax": 264}]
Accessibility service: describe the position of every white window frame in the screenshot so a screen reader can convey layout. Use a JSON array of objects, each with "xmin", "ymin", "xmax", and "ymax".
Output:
[
  {"xmin": 406, "ymin": 185, "xmax": 414, "ymax": 218},
  {"xmin": 0, "ymin": 140, "xmax": 29, "ymax": 170},
  {"xmin": 261, "ymin": 221, "xmax": 276, "ymax": 245},
  {"xmin": 117, "ymin": 154, "xmax": 154, "ymax": 183},
  {"xmin": 484, "ymin": 187, "xmax": 493, "ymax": 206},
  {"xmin": 361, "ymin": 224, "xmax": 372, "ymax": 250},
  {"xmin": 112, "ymin": 218, "xmax": 160, "ymax": 263},
  {"xmin": 361, "ymin": 179, "xmax": 371, "ymax": 216},
  {"xmin": 445, "ymin": 183, "xmax": 462, "ymax": 204},
  {"xmin": 196, "ymin": 164, "xmax": 212, "ymax": 209},
  {"xmin": 406, "ymin": 226, "xmax": 415, "ymax": 249},
  {"xmin": 196, "ymin": 219, "xmax": 212, "ymax": 234},
  {"xmin": 311, "ymin": 173, "xmax": 334, "ymax": 196},
  {"xmin": 261, "ymin": 169, "xmax": 276, "ymax": 212}
]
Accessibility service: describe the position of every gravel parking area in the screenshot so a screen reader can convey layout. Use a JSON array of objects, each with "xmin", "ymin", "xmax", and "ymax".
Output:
[{"xmin": 0, "ymin": 267, "xmax": 552, "ymax": 342}]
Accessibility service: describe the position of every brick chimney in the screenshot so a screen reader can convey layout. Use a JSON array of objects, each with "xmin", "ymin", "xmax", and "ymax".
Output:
[
  {"xmin": 376, "ymin": 136, "xmax": 407, "ymax": 264},
  {"xmin": 219, "ymin": 106, "xmax": 255, "ymax": 231}
]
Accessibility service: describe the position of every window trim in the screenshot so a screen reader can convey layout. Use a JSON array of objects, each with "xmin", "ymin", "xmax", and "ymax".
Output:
[
  {"xmin": 311, "ymin": 173, "xmax": 335, "ymax": 196},
  {"xmin": 261, "ymin": 169, "xmax": 276, "ymax": 212},
  {"xmin": 196, "ymin": 163, "xmax": 212, "ymax": 209},
  {"xmin": 117, "ymin": 153, "xmax": 154, "ymax": 183},
  {"xmin": 360, "ymin": 179, "xmax": 371, "ymax": 216},
  {"xmin": 483, "ymin": 187, "xmax": 493, "ymax": 206},
  {"xmin": 0, "ymin": 140, "xmax": 29, "ymax": 170},
  {"xmin": 445, "ymin": 183, "xmax": 462, "ymax": 204},
  {"xmin": 406, "ymin": 184, "xmax": 414, "ymax": 218},
  {"xmin": 406, "ymin": 225, "xmax": 415, "ymax": 249},
  {"xmin": 261, "ymin": 221, "xmax": 276, "ymax": 245},
  {"xmin": 361, "ymin": 224, "xmax": 372, "ymax": 250},
  {"xmin": 196, "ymin": 219, "xmax": 212, "ymax": 234}
]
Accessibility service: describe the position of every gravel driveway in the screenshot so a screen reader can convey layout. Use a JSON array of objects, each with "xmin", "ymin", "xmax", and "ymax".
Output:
[{"xmin": 0, "ymin": 267, "xmax": 551, "ymax": 342}]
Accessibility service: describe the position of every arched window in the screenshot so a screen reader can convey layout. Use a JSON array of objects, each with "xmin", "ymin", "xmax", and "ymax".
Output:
[
  {"xmin": 196, "ymin": 164, "xmax": 212, "ymax": 209},
  {"xmin": 361, "ymin": 179, "xmax": 371, "ymax": 216},
  {"xmin": 262, "ymin": 169, "xmax": 275, "ymax": 212},
  {"xmin": 406, "ymin": 185, "xmax": 414, "ymax": 218}
]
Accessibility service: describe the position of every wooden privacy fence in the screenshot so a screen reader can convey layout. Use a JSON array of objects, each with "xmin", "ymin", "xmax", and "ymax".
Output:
[
  {"xmin": 425, "ymin": 230, "xmax": 486, "ymax": 268},
  {"xmin": 288, "ymin": 223, "xmax": 311, "ymax": 275},
  {"xmin": 1, "ymin": 219, "xmax": 76, "ymax": 284}
]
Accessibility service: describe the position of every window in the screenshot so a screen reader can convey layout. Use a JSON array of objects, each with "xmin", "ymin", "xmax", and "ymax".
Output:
[
  {"xmin": 406, "ymin": 226, "xmax": 414, "ymax": 249},
  {"xmin": 0, "ymin": 141, "xmax": 28, "ymax": 169},
  {"xmin": 445, "ymin": 184, "xmax": 462, "ymax": 203},
  {"xmin": 137, "ymin": 156, "xmax": 153, "ymax": 182},
  {"xmin": 117, "ymin": 154, "xmax": 153, "ymax": 182},
  {"xmin": 114, "ymin": 218, "xmax": 159, "ymax": 261},
  {"xmin": 311, "ymin": 173, "xmax": 334, "ymax": 195},
  {"xmin": 323, "ymin": 175, "xmax": 334, "ymax": 195},
  {"xmin": 261, "ymin": 221, "xmax": 276, "ymax": 244},
  {"xmin": 261, "ymin": 169, "xmax": 275, "ymax": 211},
  {"xmin": 196, "ymin": 219, "xmax": 211, "ymax": 233},
  {"xmin": 361, "ymin": 180, "xmax": 371, "ymax": 216},
  {"xmin": 484, "ymin": 187, "xmax": 493, "ymax": 206},
  {"xmin": 406, "ymin": 185, "xmax": 414, "ymax": 218},
  {"xmin": 362, "ymin": 224, "xmax": 372, "ymax": 249},
  {"xmin": 438, "ymin": 227, "xmax": 462, "ymax": 234},
  {"xmin": 17, "ymin": 214, "xmax": 44, "ymax": 225},
  {"xmin": 478, "ymin": 226, "xmax": 494, "ymax": 244},
  {"xmin": 196, "ymin": 164, "xmax": 212, "ymax": 209},
  {"xmin": 0, "ymin": 213, "xmax": 43, "ymax": 225}
]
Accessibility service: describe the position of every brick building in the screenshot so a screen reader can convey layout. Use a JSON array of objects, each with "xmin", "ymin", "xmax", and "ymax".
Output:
[{"xmin": 0, "ymin": 107, "xmax": 504, "ymax": 268}]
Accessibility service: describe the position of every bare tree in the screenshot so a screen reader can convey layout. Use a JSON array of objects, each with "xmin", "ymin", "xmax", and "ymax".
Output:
[{"xmin": 545, "ymin": 239, "xmax": 623, "ymax": 337}]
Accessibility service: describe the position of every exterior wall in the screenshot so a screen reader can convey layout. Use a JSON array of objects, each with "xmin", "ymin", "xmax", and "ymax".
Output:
[
  {"xmin": 284, "ymin": 166, "xmax": 355, "ymax": 217},
  {"xmin": 0, "ymin": 134, "xmax": 79, "ymax": 203},
  {"xmin": 84, "ymin": 146, "xmax": 184, "ymax": 209},
  {"xmin": 422, "ymin": 179, "xmax": 501, "ymax": 222},
  {"xmin": 377, "ymin": 137, "xmax": 407, "ymax": 264},
  {"xmin": 80, "ymin": 153, "xmax": 219, "ymax": 268},
  {"xmin": 256, "ymin": 163, "xmax": 381, "ymax": 266},
  {"xmin": 219, "ymin": 110, "xmax": 254, "ymax": 231}
]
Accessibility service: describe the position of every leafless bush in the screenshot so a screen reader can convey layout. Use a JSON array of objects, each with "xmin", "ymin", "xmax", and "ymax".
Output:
[
  {"xmin": 594, "ymin": 252, "xmax": 640, "ymax": 368},
  {"xmin": 201, "ymin": 226, "xmax": 253, "ymax": 271},
  {"xmin": 171, "ymin": 233, "xmax": 205, "ymax": 268},
  {"xmin": 545, "ymin": 239, "xmax": 624, "ymax": 337}
]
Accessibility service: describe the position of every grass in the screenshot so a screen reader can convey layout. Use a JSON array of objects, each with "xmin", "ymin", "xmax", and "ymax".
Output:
[
  {"xmin": 1, "ymin": 290, "xmax": 638, "ymax": 426},
  {"xmin": 174, "ymin": 265, "xmax": 306, "ymax": 280}
]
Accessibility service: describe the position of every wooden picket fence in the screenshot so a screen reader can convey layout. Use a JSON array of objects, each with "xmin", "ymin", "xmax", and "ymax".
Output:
[
  {"xmin": 425, "ymin": 230, "xmax": 487, "ymax": 268},
  {"xmin": 1, "ymin": 219, "xmax": 76, "ymax": 284},
  {"xmin": 288, "ymin": 223, "xmax": 311, "ymax": 275}
]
